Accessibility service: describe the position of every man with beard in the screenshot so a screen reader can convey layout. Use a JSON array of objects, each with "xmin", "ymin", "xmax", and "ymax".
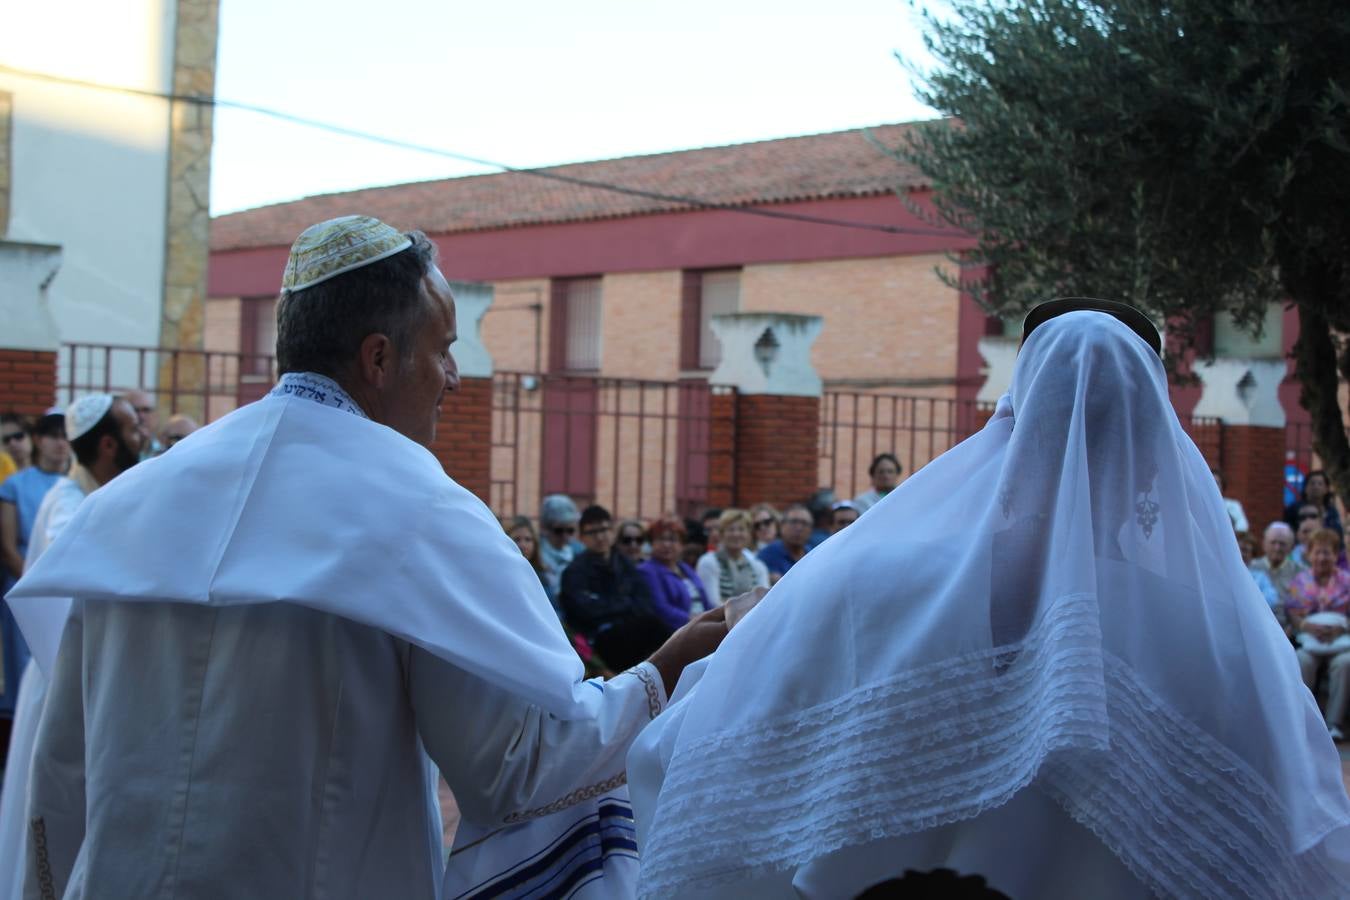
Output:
[
  {"xmin": 27, "ymin": 396, "xmax": 144, "ymax": 553},
  {"xmin": 0, "ymin": 394, "xmax": 142, "ymax": 900}
]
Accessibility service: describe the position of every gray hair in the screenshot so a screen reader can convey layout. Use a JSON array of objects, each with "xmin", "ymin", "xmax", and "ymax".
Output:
[
  {"xmin": 1264, "ymin": 521, "xmax": 1294, "ymax": 541},
  {"xmin": 274, "ymin": 231, "xmax": 437, "ymax": 379},
  {"xmin": 540, "ymin": 494, "xmax": 580, "ymax": 526}
]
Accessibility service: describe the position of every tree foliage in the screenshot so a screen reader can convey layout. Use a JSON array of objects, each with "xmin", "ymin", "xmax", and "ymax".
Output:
[{"xmin": 898, "ymin": 0, "xmax": 1350, "ymax": 494}]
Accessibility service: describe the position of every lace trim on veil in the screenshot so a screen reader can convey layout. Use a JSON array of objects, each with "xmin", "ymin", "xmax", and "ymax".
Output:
[
  {"xmin": 1042, "ymin": 655, "xmax": 1350, "ymax": 899},
  {"xmin": 638, "ymin": 594, "xmax": 1110, "ymax": 897},
  {"xmin": 637, "ymin": 596, "xmax": 1350, "ymax": 899}
]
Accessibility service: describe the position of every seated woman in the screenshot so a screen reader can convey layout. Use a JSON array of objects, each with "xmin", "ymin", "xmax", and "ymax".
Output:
[
  {"xmin": 695, "ymin": 508, "xmax": 769, "ymax": 607},
  {"xmin": 749, "ymin": 503, "xmax": 780, "ymax": 552},
  {"xmin": 1286, "ymin": 528, "xmax": 1350, "ymax": 739},
  {"xmin": 615, "ymin": 518, "xmax": 647, "ymax": 565},
  {"xmin": 639, "ymin": 516, "xmax": 711, "ymax": 629}
]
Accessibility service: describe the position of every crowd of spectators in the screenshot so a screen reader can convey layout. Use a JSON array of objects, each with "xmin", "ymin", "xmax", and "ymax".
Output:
[
  {"xmin": 502, "ymin": 452, "xmax": 900, "ymax": 676},
  {"xmin": 1242, "ymin": 468, "xmax": 1350, "ymax": 740},
  {"xmin": 0, "ymin": 396, "xmax": 194, "ymax": 759}
]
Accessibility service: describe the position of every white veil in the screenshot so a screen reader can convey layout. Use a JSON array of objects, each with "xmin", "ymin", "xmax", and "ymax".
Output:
[{"xmin": 629, "ymin": 311, "xmax": 1350, "ymax": 898}]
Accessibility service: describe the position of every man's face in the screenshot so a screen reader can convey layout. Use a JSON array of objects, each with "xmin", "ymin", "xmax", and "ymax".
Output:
[
  {"xmin": 832, "ymin": 507, "xmax": 859, "ymax": 532},
  {"xmin": 872, "ymin": 458, "xmax": 900, "ymax": 492},
  {"xmin": 1263, "ymin": 529, "xmax": 1292, "ymax": 567},
  {"xmin": 383, "ymin": 267, "xmax": 460, "ymax": 447},
  {"xmin": 580, "ymin": 519, "xmax": 614, "ymax": 556},
  {"xmin": 126, "ymin": 390, "xmax": 159, "ymax": 434},
  {"xmin": 781, "ymin": 509, "xmax": 814, "ymax": 548},
  {"xmin": 108, "ymin": 399, "xmax": 145, "ymax": 474}
]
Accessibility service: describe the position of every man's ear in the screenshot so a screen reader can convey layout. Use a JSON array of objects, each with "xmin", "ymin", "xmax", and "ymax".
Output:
[
  {"xmin": 98, "ymin": 432, "xmax": 117, "ymax": 462},
  {"xmin": 356, "ymin": 333, "xmax": 396, "ymax": 388}
]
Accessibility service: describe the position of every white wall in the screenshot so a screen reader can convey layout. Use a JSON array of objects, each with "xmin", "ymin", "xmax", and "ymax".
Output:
[{"xmin": 0, "ymin": 0, "xmax": 176, "ymax": 352}]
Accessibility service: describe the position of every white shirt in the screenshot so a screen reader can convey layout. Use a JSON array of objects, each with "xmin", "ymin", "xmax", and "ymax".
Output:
[{"xmin": 29, "ymin": 602, "xmax": 662, "ymax": 899}]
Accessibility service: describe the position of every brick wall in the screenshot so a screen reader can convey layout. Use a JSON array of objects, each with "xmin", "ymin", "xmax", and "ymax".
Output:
[
  {"xmin": 732, "ymin": 393, "xmax": 820, "ymax": 509},
  {"xmin": 597, "ymin": 270, "xmax": 683, "ymax": 381},
  {"xmin": 1222, "ymin": 424, "xmax": 1285, "ymax": 535},
  {"xmin": 481, "ymin": 278, "xmax": 549, "ymax": 373},
  {"xmin": 429, "ymin": 375, "xmax": 492, "ymax": 504},
  {"xmin": 707, "ymin": 389, "xmax": 737, "ymax": 509},
  {"xmin": 741, "ymin": 253, "xmax": 961, "ymax": 390},
  {"xmin": 0, "ymin": 349, "xmax": 57, "ymax": 418},
  {"xmin": 472, "ymin": 253, "xmax": 964, "ymax": 390}
]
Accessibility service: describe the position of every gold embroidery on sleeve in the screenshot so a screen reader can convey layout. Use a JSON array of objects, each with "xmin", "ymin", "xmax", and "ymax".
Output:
[{"xmin": 502, "ymin": 771, "xmax": 628, "ymax": 824}]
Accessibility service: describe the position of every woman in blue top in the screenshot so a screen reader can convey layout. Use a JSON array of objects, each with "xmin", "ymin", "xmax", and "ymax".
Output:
[
  {"xmin": 0, "ymin": 409, "xmax": 68, "ymax": 723},
  {"xmin": 639, "ymin": 516, "xmax": 710, "ymax": 631}
]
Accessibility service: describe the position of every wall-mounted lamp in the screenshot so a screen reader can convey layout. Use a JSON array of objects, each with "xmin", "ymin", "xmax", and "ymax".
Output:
[{"xmin": 754, "ymin": 327, "xmax": 780, "ymax": 376}]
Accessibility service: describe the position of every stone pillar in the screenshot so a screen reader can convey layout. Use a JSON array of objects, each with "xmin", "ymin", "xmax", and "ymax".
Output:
[
  {"xmin": 708, "ymin": 313, "xmax": 823, "ymax": 509},
  {"xmin": 1192, "ymin": 358, "xmax": 1287, "ymax": 532},
  {"xmin": 0, "ymin": 240, "xmax": 62, "ymax": 417},
  {"xmin": 429, "ymin": 282, "xmax": 494, "ymax": 503},
  {"xmin": 156, "ymin": 0, "xmax": 220, "ymax": 421}
]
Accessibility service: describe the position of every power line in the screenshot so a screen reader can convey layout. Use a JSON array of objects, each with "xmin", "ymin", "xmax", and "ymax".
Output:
[{"xmin": 0, "ymin": 63, "xmax": 961, "ymax": 239}]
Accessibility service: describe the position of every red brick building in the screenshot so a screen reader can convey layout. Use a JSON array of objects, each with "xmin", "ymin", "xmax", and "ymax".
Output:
[{"xmin": 200, "ymin": 122, "xmax": 1311, "ymax": 528}]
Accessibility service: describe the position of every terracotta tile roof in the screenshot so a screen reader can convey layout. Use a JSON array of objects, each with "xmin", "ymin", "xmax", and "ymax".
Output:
[{"xmin": 210, "ymin": 122, "xmax": 930, "ymax": 251}]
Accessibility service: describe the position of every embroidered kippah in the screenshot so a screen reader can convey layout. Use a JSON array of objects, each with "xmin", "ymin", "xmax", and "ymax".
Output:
[
  {"xmin": 65, "ymin": 394, "xmax": 114, "ymax": 441},
  {"xmin": 280, "ymin": 215, "xmax": 413, "ymax": 293}
]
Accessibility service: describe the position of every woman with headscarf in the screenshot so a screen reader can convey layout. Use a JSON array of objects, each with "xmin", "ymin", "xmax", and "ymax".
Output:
[
  {"xmin": 537, "ymin": 493, "xmax": 584, "ymax": 597},
  {"xmin": 628, "ymin": 302, "xmax": 1350, "ymax": 899}
]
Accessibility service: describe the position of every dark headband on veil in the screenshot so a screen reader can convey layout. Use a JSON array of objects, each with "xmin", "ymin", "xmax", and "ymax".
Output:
[{"xmin": 1021, "ymin": 298, "xmax": 1163, "ymax": 357}]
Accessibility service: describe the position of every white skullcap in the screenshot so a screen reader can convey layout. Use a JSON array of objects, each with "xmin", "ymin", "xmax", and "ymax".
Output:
[
  {"xmin": 281, "ymin": 215, "xmax": 413, "ymax": 293},
  {"xmin": 65, "ymin": 394, "xmax": 115, "ymax": 441}
]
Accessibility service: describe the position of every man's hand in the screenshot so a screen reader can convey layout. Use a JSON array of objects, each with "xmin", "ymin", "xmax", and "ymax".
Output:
[{"xmin": 647, "ymin": 605, "xmax": 728, "ymax": 698}]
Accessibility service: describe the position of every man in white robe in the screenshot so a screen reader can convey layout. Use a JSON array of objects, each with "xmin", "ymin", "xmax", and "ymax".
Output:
[
  {"xmin": 0, "ymin": 394, "xmax": 144, "ymax": 900},
  {"xmin": 6, "ymin": 216, "xmax": 725, "ymax": 900},
  {"xmin": 628, "ymin": 300, "xmax": 1350, "ymax": 898}
]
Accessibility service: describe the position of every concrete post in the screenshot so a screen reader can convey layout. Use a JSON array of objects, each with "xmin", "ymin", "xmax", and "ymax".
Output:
[
  {"xmin": 0, "ymin": 240, "xmax": 62, "ymax": 418},
  {"xmin": 430, "ymin": 281, "xmax": 495, "ymax": 503},
  {"xmin": 1192, "ymin": 357, "xmax": 1288, "ymax": 532},
  {"xmin": 708, "ymin": 312, "xmax": 824, "ymax": 509}
]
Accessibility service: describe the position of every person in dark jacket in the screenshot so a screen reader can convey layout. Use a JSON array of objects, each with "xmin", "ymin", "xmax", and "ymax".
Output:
[
  {"xmin": 1285, "ymin": 470, "xmax": 1343, "ymax": 536},
  {"xmin": 639, "ymin": 516, "xmax": 710, "ymax": 631},
  {"xmin": 559, "ymin": 505, "xmax": 671, "ymax": 671}
]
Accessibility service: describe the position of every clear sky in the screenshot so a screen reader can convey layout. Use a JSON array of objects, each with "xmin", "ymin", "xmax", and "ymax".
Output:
[{"xmin": 209, "ymin": 0, "xmax": 939, "ymax": 215}]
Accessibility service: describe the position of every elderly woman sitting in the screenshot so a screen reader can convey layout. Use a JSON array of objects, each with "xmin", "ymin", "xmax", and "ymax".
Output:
[
  {"xmin": 1287, "ymin": 528, "xmax": 1350, "ymax": 740},
  {"xmin": 696, "ymin": 508, "xmax": 769, "ymax": 607}
]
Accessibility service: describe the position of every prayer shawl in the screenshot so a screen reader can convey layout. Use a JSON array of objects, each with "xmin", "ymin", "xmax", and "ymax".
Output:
[
  {"xmin": 7, "ymin": 387, "xmax": 595, "ymax": 717},
  {"xmin": 443, "ymin": 788, "xmax": 638, "ymax": 899},
  {"xmin": 628, "ymin": 312, "xmax": 1350, "ymax": 898}
]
